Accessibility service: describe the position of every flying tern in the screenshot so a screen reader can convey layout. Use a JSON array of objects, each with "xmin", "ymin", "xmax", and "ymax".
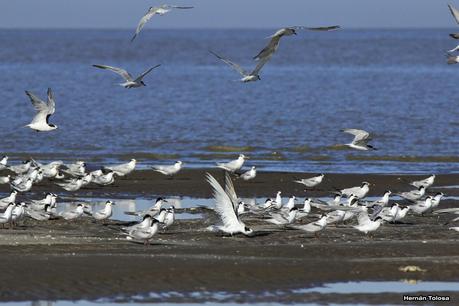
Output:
[
  {"xmin": 210, "ymin": 50, "xmax": 269, "ymax": 82},
  {"xmin": 25, "ymin": 88, "xmax": 57, "ymax": 132},
  {"xmin": 93, "ymin": 64, "xmax": 161, "ymax": 88},
  {"xmin": 341, "ymin": 129, "xmax": 376, "ymax": 151}
]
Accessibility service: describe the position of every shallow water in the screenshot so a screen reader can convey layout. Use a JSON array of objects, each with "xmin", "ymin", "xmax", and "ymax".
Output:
[
  {"xmin": 0, "ymin": 29, "xmax": 458, "ymax": 174},
  {"xmin": 3, "ymin": 281, "xmax": 458, "ymax": 305}
]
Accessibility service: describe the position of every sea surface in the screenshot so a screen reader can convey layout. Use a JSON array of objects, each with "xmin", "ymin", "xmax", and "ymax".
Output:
[{"xmin": 0, "ymin": 28, "xmax": 458, "ymax": 174}]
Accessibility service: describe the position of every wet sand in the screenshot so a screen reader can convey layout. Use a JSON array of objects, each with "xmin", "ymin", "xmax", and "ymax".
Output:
[{"xmin": 0, "ymin": 169, "xmax": 458, "ymax": 304}]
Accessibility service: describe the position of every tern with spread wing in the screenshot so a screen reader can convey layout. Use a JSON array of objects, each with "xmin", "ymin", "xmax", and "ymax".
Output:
[
  {"xmin": 206, "ymin": 172, "xmax": 253, "ymax": 236},
  {"xmin": 254, "ymin": 26, "xmax": 340, "ymax": 62},
  {"xmin": 209, "ymin": 50, "xmax": 269, "ymax": 82},
  {"xmin": 131, "ymin": 5, "xmax": 194, "ymax": 42},
  {"xmin": 341, "ymin": 129, "xmax": 376, "ymax": 151},
  {"xmin": 25, "ymin": 88, "xmax": 57, "ymax": 132},
  {"xmin": 93, "ymin": 64, "xmax": 161, "ymax": 88}
]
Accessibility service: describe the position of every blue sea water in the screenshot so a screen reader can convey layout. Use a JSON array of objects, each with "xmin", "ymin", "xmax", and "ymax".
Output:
[{"xmin": 0, "ymin": 29, "xmax": 458, "ymax": 173}]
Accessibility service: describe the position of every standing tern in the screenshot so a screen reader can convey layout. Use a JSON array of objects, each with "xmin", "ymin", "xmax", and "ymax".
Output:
[
  {"xmin": 163, "ymin": 206, "xmax": 175, "ymax": 229},
  {"xmin": 26, "ymin": 204, "xmax": 55, "ymax": 221},
  {"xmin": 353, "ymin": 212, "xmax": 383, "ymax": 236},
  {"xmin": 0, "ymin": 191, "xmax": 17, "ymax": 210},
  {"xmin": 0, "ymin": 203, "xmax": 15, "ymax": 228},
  {"xmin": 11, "ymin": 202, "xmax": 27, "ymax": 226},
  {"xmin": 0, "ymin": 175, "xmax": 10, "ymax": 184},
  {"xmin": 216, "ymin": 154, "xmax": 248, "ymax": 173},
  {"xmin": 397, "ymin": 186, "xmax": 426, "ymax": 201},
  {"xmin": 124, "ymin": 197, "xmax": 168, "ymax": 217},
  {"xmin": 8, "ymin": 160, "xmax": 32, "ymax": 174},
  {"xmin": 409, "ymin": 196, "xmax": 433, "ymax": 215},
  {"xmin": 152, "ymin": 161, "xmax": 183, "ymax": 176},
  {"xmin": 0, "ymin": 156, "xmax": 8, "ymax": 170},
  {"xmin": 294, "ymin": 215, "xmax": 328, "ymax": 238},
  {"xmin": 93, "ymin": 171, "xmax": 115, "ymax": 186},
  {"xmin": 265, "ymin": 207, "xmax": 298, "ymax": 226},
  {"xmin": 131, "ymin": 5, "xmax": 194, "ymax": 42},
  {"xmin": 126, "ymin": 218, "xmax": 160, "ymax": 245},
  {"xmin": 92, "ymin": 200, "xmax": 115, "ymax": 221},
  {"xmin": 237, "ymin": 166, "xmax": 257, "ymax": 181},
  {"xmin": 293, "ymin": 174, "xmax": 324, "ymax": 188},
  {"xmin": 410, "ymin": 175, "xmax": 435, "ymax": 189},
  {"xmin": 341, "ymin": 129, "xmax": 377, "ymax": 151},
  {"xmin": 206, "ymin": 172, "xmax": 253, "ymax": 236},
  {"xmin": 104, "ymin": 159, "xmax": 136, "ymax": 176},
  {"xmin": 10, "ymin": 177, "xmax": 33, "ymax": 192},
  {"xmin": 25, "ymin": 88, "xmax": 57, "ymax": 132},
  {"xmin": 340, "ymin": 182, "xmax": 370, "ymax": 199},
  {"xmin": 296, "ymin": 198, "xmax": 312, "ymax": 219},
  {"xmin": 59, "ymin": 204, "xmax": 84, "ymax": 220},
  {"xmin": 209, "ymin": 50, "xmax": 269, "ymax": 82},
  {"xmin": 93, "ymin": 64, "xmax": 161, "ymax": 89}
]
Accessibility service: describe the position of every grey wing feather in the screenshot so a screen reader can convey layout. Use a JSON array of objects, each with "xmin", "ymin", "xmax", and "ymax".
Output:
[
  {"xmin": 251, "ymin": 56, "xmax": 270, "ymax": 75},
  {"xmin": 209, "ymin": 50, "xmax": 247, "ymax": 76},
  {"xmin": 449, "ymin": 4, "xmax": 459, "ymax": 24},
  {"xmin": 293, "ymin": 25, "xmax": 341, "ymax": 31},
  {"xmin": 134, "ymin": 64, "xmax": 161, "ymax": 82},
  {"xmin": 93, "ymin": 64, "xmax": 133, "ymax": 81},
  {"xmin": 46, "ymin": 88, "xmax": 56, "ymax": 115},
  {"xmin": 224, "ymin": 171, "xmax": 239, "ymax": 213},
  {"xmin": 131, "ymin": 10, "xmax": 156, "ymax": 41}
]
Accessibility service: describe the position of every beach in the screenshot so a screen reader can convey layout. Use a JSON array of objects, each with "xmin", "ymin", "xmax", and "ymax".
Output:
[{"xmin": 0, "ymin": 169, "xmax": 458, "ymax": 304}]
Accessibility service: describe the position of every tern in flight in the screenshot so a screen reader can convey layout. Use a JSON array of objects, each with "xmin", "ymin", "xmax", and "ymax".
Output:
[
  {"xmin": 93, "ymin": 64, "xmax": 161, "ymax": 88},
  {"xmin": 131, "ymin": 5, "xmax": 194, "ymax": 41},
  {"xmin": 341, "ymin": 129, "xmax": 377, "ymax": 151},
  {"xmin": 25, "ymin": 88, "xmax": 57, "ymax": 132},
  {"xmin": 209, "ymin": 50, "xmax": 269, "ymax": 82}
]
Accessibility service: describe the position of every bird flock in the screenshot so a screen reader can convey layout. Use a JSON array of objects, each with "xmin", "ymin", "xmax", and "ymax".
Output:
[{"xmin": 2, "ymin": 4, "xmax": 458, "ymax": 244}]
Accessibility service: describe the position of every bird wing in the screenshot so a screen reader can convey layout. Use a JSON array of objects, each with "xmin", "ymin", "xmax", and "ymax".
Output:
[
  {"xmin": 131, "ymin": 9, "xmax": 157, "ymax": 41},
  {"xmin": 357, "ymin": 211, "xmax": 371, "ymax": 225},
  {"xmin": 206, "ymin": 173, "xmax": 241, "ymax": 228},
  {"xmin": 46, "ymin": 88, "xmax": 56, "ymax": 115},
  {"xmin": 93, "ymin": 64, "xmax": 133, "ymax": 81},
  {"xmin": 342, "ymin": 128, "xmax": 370, "ymax": 143},
  {"xmin": 433, "ymin": 207, "xmax": 459, "ymax": 214},
  {"xmin": 209, "ymin": 50, "xmax": 247, "ymax": 77},
  {"xmin": 165, "ymin": 5, "xmax": 194, "ymax": 9},
  {"xmin": 134, "ymin": 64, "xmax": 161, "ymax": 82},
  {"xmin": 449, "ymin": 4, "xmax": 459, "ymax": 24},
  {"xmin": 26, "ymin": 90, "xmax": 51, "ymax": 125},
  {"xmin": 224, "ymin": 171, "xmax": 239, "ymax": 213},
  {"xmin": 293, "ymin": 25, "xmax": 341, "ymax": 31},
  {"xmin": 253, "ymin": 35, "xmax": 281, "ymax": 61},
  {"xmin": 251, "ymin": 56, "xmax": 270, "ymax": 75}
]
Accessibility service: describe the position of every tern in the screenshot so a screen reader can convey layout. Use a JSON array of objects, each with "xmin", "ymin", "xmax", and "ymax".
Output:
[
  {"xmin": 10, "ymin": 177, "xmax": 33, "ymax": 192},
  {"xmin": 341, "ymin": 129, "xmax": 376, "ymax": 151},
  {"xmin": 8, "ymin": 160, "xmax": 32, "ymax": 175},
  {"xmin": 26, "ymin": 204, "xmax": 55, "ymax": 221},
  {"xmin": 447, "ymin": 54, "xmax": 459, "ymax": 64},
  {"xmin": 131, "ymin": 5, "xmax": 194, "ymax": 42},
  {"xmin": 25, "ymin": 88, "xmax": 57, "ymax": 132},
  {"xmin": 397, "ymin": 186, "xmax": 426, "ymax": 202},
  {"xmin": 152, "ymin": 161, "xmax": 183, "ymax": 176},
  {"xmin": 126, "ymin": 218, "xmax": 160, "ymax": 245},
  {"xmin": 11, "ymin": 202, "xmax": 26, "ymax": 226},
  {"xmin": 93, "ymin": 64, "xmax": 161, "ymax": 88},
  {"xmin": 409, "ymin": 196, "xmax": 433, "ymax": 215},
  {"xmin": 353, "ymin": 212, "xmax": 383, "ymax": 236},
  {"xmin": 0, "ymin": 191, "xmax": 18, "ymax": 210},
  {"xmin": 294, "ymin": 215, "xmax": 328, "ymax": 238},
  {"xmin": 122, "ymin": 214, "xmax": 153, "ymax": 232},
  {"xmin": 93, "ymin": 171, "xmax": 115, "ymax": 186},
  {"xmin": 163, "ymin": 206, "xmax": 175, "ymax": 228},
  {"xmin": 431, "ymin": 192, "xmax": 445, "ymax": 210},
  {"xmin": 56, "ymin": 178, "xmax": 85, "ymax": 191},
  {"xmin": 0, "ymin": 156, "xmax": 8, "ymax": 170},
  {"xmin": 265, "ymin": 207, "xmax": 298, "ymax": 226},
  {"xmin": 410, "ymin": 175, "xmax": 435, "ymax": 189},
  {"xmin": 434, "ymin": 207, "xmax": 459, "ymax": 223},
  {"xmin": 216, "ymin": 154, "xmax": 247, "ymax": 173},
  {"xmin": 237, "ymin": 166, "xmax": 257, "ymax": 181},
  {"xmin": 376, "ymin": 203, "xmax": 400, "ymax": 222},
  {"xmin": 296, "ymin": 198, "xmax": 312, "ymax": 219},
  {"xmin": 29, "ymin": 193, "xmax": 54, "ymax": 211},
  {"xmin": 59, "ymin": 204, "xmax": 84, "ymax": 220},
  {"xmin": 0, "ymin": 175, "xmax": 10, "ymax": 184},
  {"xmin": 209, "ymin": 50, "xmax": 269, "ymax": 82},
  {"xmin": 63, "ymin": 161, "xmax": 86, "ymax": 177},
  {"xmin": 104, "ymin": 159, "xmax": 136, "ymax": 177},
  {"xmin": 92, "ymin": 200, "xmax": 115, "ymax": 221},
  {"xmin": 272, "ymin": 191, "xmax": 283, "ymax": 210},
  {"xmin": 0, "ymin": 203, "xmax": 15, "ymax": 228},
  {"xmin": 253, "ymin": 25, "xmax": 340, "ymax": 62},
  {"xmin": 294, "ymin": 174, "xmax": 325, "ymax": 188},
  {"xmin": 124, "ymin": 197, "xmax": 168, "ymax": 217},
  {"xmin": 340, "ymin": 182, "xmax": 370, "ymax": 199},
  {"xmin": 206, "ymin": 172, "xmax": 253, "ymax": 236},
  {"xmin": 394, "ymin": 206, "xmax": 410, "ymax": 222},
  {"xmin": 362, "ymin": 191, "xmax": 391, "ymax": 207}
]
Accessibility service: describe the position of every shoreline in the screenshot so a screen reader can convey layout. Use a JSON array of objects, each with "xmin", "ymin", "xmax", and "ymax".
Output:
[{"xmin": 1, "ymin": 168, "xmax": 458, "ymax": 198}]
